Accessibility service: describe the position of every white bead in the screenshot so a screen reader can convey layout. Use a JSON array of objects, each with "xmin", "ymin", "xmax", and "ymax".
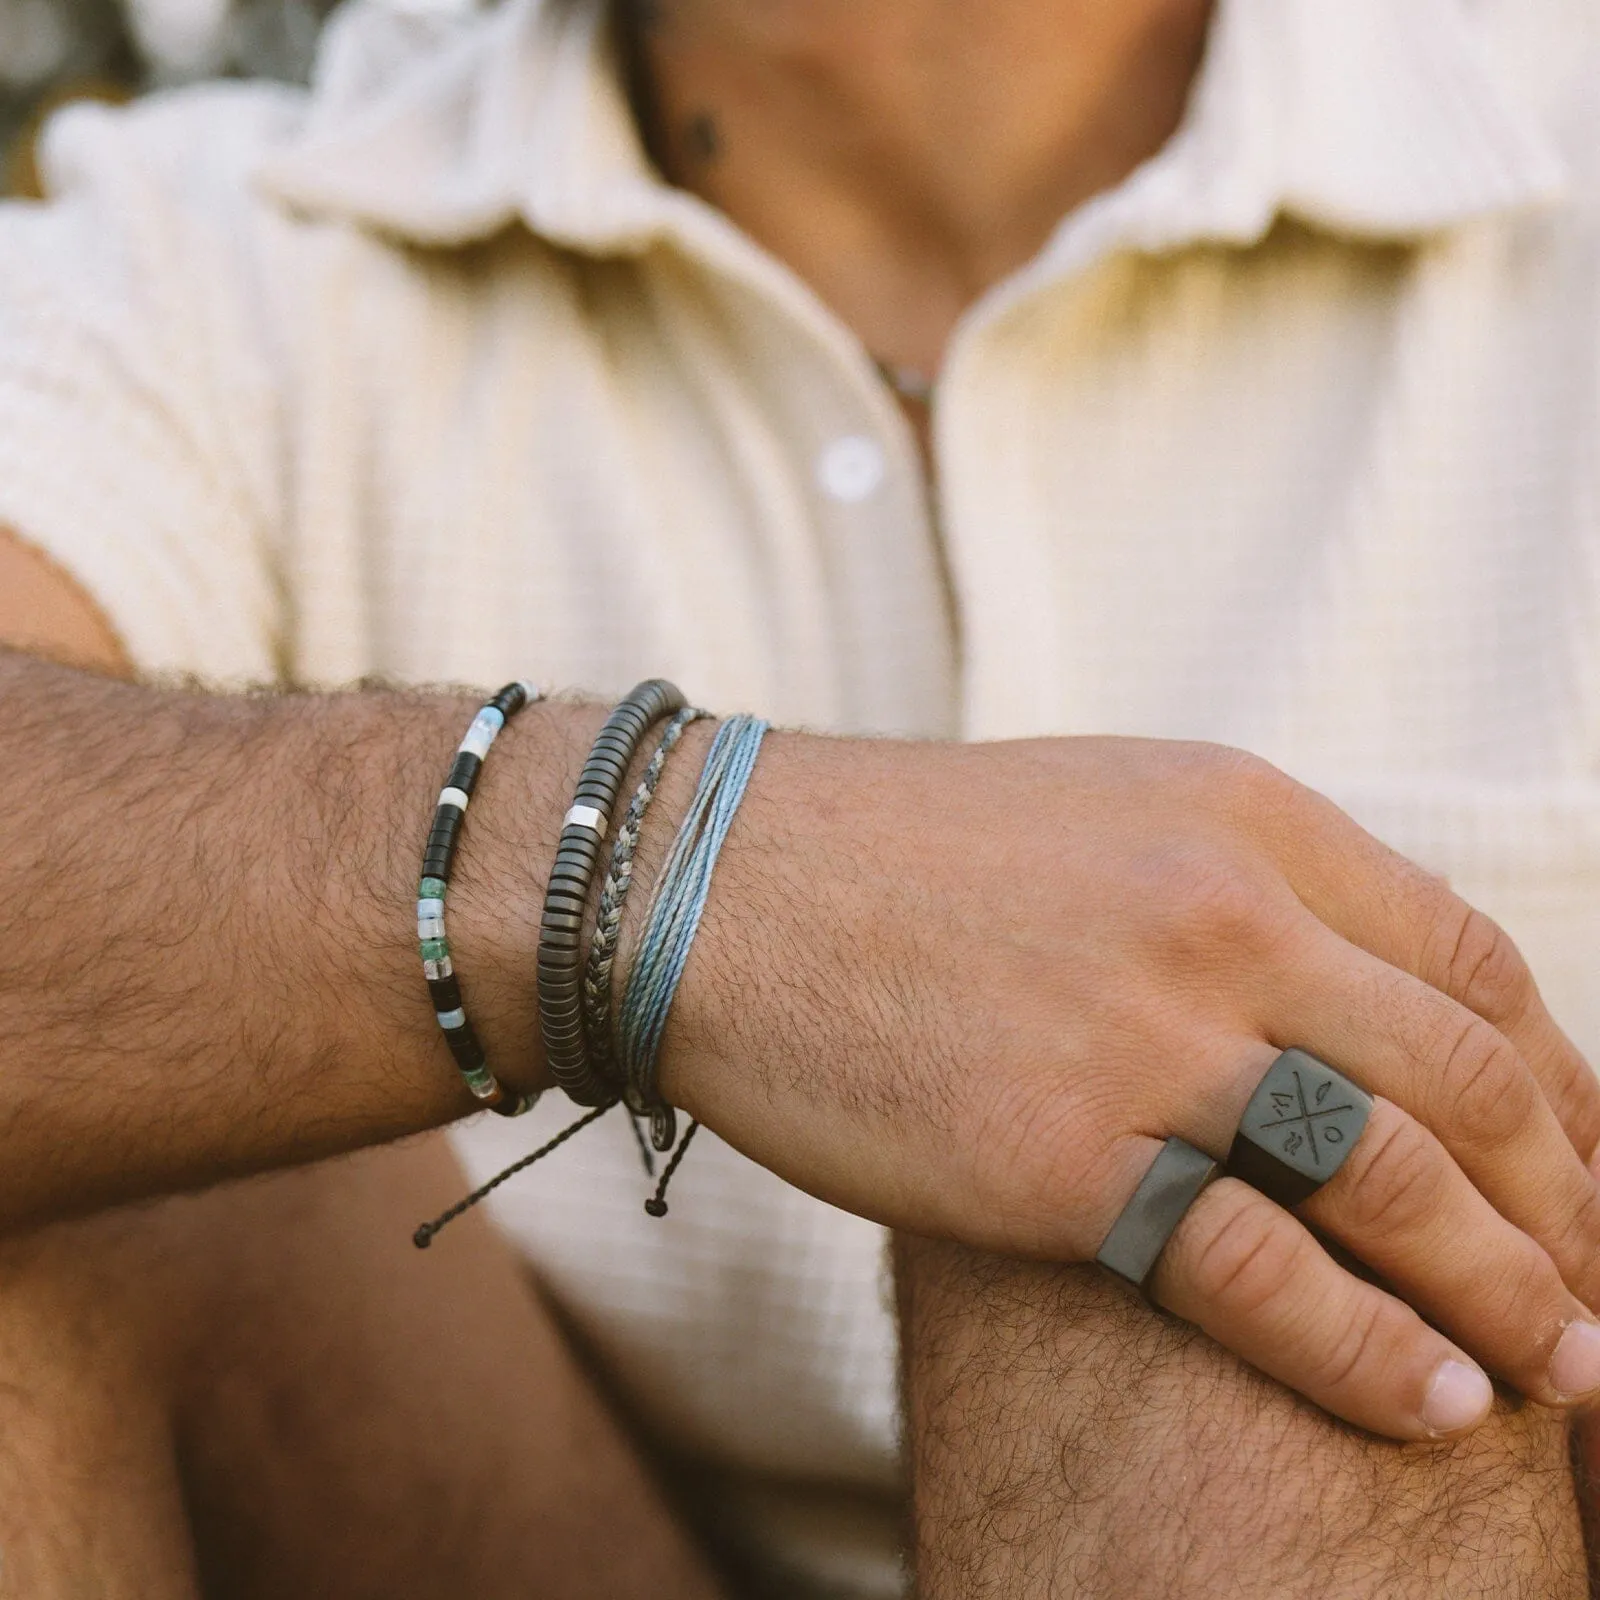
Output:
[
  {"xmin": 817, "ymin": 435, "xmax": 886, "ymax": 503},
  {"xmin": 416, "ymin": 897, "xmax": 445, "ymax": 920},
  {"xmin": 517, "ymin": 680, "xmax": 543, "ymax": 703},
  {"xmin": 435, "ymin": 1007, "xmax": 467, "ymax": 1030},
  {"xmin": 459, "ymin": 707, "xmax": 504, "ymax": 759},
  {"xmin": 417, "ymin": 915, "xmax": 446, "ymax": 942},
  {"xmin": 564, "ymin": 803, "xmax": 607, "ymax": 833},
  {"xmin": 438, "ymin": 786, "xmax": 471, "ymax": 812},
  {"xmin": 422, "ymin": 956, "xmax": 453, "ymax": 981}
]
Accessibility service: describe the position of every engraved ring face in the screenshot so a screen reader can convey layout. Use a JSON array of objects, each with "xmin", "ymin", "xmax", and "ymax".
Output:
[{"xmin": 1228, "ymin": 1049, "xmax": 1374, "ymax": 1209}]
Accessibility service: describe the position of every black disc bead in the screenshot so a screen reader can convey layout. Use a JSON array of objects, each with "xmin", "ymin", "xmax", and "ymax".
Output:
[
  {"xmin": 427, "ymin": 813, "xmax": 463, "ymax": 848},
  {"xmin": 426, "ymin": 973, "xmax": 464, "ymax": 1013},
  {"xmin": 447, "ymin": 752, "xmax": 482, "ymax": 794},
  {"xmin": 544, "ymin": 873, "xmax": 592, "ymax": 904},
  {"xmin": 444, "ymin": 1027, "xmax": 486, "ymax": 1071}
]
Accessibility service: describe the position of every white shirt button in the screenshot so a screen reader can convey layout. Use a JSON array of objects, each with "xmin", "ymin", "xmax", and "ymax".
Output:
[{"xmin": 817, "ymin": 435, "xmax": 886, "ymax": 503}]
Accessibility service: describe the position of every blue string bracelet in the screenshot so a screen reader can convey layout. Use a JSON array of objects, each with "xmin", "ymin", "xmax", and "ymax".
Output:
[
  {"xmin": 419, "ymin": 681, "xmax": 543, "ymax": 1120},
  {"xmin": 413, "ymin": 700, "xmax": 767, "ymax": 1244},
  {"xmin": 618, "ymin": 713, "xmax": 769, "ymax": 1212}
]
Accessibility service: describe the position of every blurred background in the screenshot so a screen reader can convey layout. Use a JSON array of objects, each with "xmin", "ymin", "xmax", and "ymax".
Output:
[{"xmin": 1, "ymin": 0, "xmax": 341, "ymax": 192}]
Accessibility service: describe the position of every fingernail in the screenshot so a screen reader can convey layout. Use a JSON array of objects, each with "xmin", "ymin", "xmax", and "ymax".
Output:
[
  {"xmin": 1550, "ymin": 1320, "xmax": 1600, "ymax": 1399},
  {"xmin": 1421, "ymin": 1359, "xmax": 1493, "ymax": 1436}
]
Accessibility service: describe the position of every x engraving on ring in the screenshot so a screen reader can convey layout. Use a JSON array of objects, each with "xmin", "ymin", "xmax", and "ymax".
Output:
[
  {"xmin": 1228, "ymin": 1049, "xmax": 1373, "ymax": 1209},
  {"xmin": 1255, "ymin": 1067, "xmax": 1356, "ymax": 1168}
]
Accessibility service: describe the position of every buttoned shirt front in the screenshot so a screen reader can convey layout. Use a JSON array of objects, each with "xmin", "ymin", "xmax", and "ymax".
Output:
[{"xmin": 2, "ymin": 0, "xmax": 1599, "ymax": 1590}]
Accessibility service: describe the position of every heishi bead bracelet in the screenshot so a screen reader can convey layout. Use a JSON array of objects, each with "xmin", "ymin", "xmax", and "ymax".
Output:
[
  {"xmin": 418, "ymin": 680, "xmax": 543, "ymax": 1119},
  {"xmin": 415, "ymin": 683, "xmax": 770, "ymax": 1244},
  {"xmin": 537, "ymin": 678, "xmax": 686, "ymax": 1108}
]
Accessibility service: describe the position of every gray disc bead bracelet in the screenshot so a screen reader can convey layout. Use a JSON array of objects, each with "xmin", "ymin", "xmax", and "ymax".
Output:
[{"xmin": 537, "ymin": 678, "xmax": 687, "ymax": 1107}]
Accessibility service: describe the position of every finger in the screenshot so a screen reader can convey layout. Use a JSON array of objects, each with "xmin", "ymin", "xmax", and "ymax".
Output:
[
  {"xmin": 1254, "ymin": 778, "xmax": 1600, "ymax": 1161},
  {"xmin": 1150, "ymin": 1176, "xmax": 1494, "ymax": 1442},
  {"xmin": 1300, "ymin": 1097, "xmax": 1600, "ymax": 1407},
  {"xmin": 1283, "ymin": 930, "xmax": 1600, "ymax": 1313}
]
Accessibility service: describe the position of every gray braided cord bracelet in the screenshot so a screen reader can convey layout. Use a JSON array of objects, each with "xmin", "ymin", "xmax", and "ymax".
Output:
[{"xmin": 583, "ymin": 706, "xmax": 707, "ymax": 1106}]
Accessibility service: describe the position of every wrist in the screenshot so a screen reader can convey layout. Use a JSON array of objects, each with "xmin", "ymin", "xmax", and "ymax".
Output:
[{"xmin": 647, "ymin": 726, "xmax": 858, "ymax": 1129}]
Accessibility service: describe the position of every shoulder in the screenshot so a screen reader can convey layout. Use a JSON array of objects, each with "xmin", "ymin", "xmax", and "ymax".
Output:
[
  {"xmin": 24, "ymin": 0, "xmax": 495, "ymax": 266},
  {"xmin": 32, "ymin": 78, "xmax": 309, "ymax": 244}
]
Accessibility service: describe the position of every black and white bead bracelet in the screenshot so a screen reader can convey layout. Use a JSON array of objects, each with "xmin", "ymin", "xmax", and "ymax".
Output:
[
  {"xmin": 418, "ymin": 681, "xmax": 543, "ymax": 1118},
  {"xmin": 538, "ymin": 678, "xmax": 686, "ymax": 1107}
]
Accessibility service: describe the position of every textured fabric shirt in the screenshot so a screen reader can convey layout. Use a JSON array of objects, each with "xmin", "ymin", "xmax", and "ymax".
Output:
[{"xmin": 3, "ymin": 0, "xmax": 1600, "ymax": 1590}]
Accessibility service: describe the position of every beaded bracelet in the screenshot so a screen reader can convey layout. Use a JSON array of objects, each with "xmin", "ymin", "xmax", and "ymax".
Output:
[
  {"xmin": 618, "ymin": 713, "xmax": 769, "ymax": 1193},
  {"xmin": 419, "ymin": 681, "xmax": 543, "ymax": 1119},
  {"xmin": 414, "ymin": 693, "xmax": 768, "ymax": 1244},
  {"xmin": 537, "ymin": 679, "xmax": 686, "ymax": 1107}
]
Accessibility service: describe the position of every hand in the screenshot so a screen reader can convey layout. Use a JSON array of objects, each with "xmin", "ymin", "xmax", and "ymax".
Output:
[{"xmin": 661, "ymin": 734, "xmax": 1600, "ymax": 1441}]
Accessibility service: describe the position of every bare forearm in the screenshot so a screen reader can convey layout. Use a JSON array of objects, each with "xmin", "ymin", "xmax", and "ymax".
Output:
[
  {"xmin": 0, "ymin": 652, "xmax": 615, "ymax": 1226},
  {"xmin": 898, "ymin": 1235, "xmax": 1586, "ymax": 1598}
]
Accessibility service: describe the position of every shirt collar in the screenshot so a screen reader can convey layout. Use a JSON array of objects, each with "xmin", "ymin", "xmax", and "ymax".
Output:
[{"xmin": 258, "ymin": 0, "xmax": 1568, "ymax": 261}]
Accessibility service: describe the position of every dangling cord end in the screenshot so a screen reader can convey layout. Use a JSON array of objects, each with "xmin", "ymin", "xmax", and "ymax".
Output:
[
  {"xmin": 644, "ymin": 1119, "xmax": 699, "ymax": 1217},
  {"xmin": 628, "ymin": 1111, "xmax": 657, "ymax": 1177},
  {"xmin": 414, "ymin": 1102, "xmax": 614, "ymax": 1249}
]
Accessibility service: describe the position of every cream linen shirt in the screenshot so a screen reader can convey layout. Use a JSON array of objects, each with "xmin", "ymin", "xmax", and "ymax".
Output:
[{"xmin": 4, "ymin": 0, "xmax": 1600, "ymax": 1591}]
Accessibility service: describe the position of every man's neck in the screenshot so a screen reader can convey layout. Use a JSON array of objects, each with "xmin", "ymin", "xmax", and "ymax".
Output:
[{"xmin": 626, "ymin": 0, "xmax": 1214, "ymax": 377}]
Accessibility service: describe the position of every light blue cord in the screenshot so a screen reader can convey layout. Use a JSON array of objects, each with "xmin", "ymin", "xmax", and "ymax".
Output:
[{"xmin": 617, "ymin": 714, "xmax": 769, "ymax": 1146}]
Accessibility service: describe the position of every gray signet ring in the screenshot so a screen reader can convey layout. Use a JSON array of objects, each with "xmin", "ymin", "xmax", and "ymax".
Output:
[
  {"xmin": 1096, "ymin": 1137, "xmax": 1221, "ymax": 1296},
  {"xmin": 1228, "ymin": 1048, "xmax": 1374, "ymax": 1209}
]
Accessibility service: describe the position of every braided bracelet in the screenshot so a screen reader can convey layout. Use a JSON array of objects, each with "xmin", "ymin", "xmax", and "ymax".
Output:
[
  {"xmin": 418, "ymin": 681, "xmax": 542, "ymax": 1118},
  {"xmin": 415, "ymin": 698, "xmax": 767, "ymax": 1242},
  {"xmin": 538, "ymin": 679, "xmax": 686, "ymax": 1107},
  {"xmin": 584, "ymin": 706, "xmax": 707, "ymax": 1106},
  {"xmin": 618, "ymin": 713, "xmax": 769, "ymax": 1207}
]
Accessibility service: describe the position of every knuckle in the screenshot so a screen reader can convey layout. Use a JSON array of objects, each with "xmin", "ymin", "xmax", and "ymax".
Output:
[
  {"xmin": 1154, "ymin": 849, "xmax": 1286, "ymax": 959},
  {"xmin": 1499, "ymin": 1238, "xmax": 1565, "ymax": 1330},
  {"xmin": 1186, "ymin": 1190, "xmax": 1308, "ymax": 1317},
  {"xmin": 1435, "ymin": 904, "xmax": 1535, "ymax": 1029},
  {"xmin": 1339, "ymin": 1114, "xmax": 1447, "ymax": 1236},
  {"xmin": 1546, "ymin": 1179, "xmax": 1600, "ymax": 1285},
  {"xmin": 1311, "ymin": 1299, "xmax": 1392, "ymax": 1395},
  {"xmin": 1206, "ymin": 745, "xmax": 1300, "ymax": 812},
  {"xmin": 1438, "ymin": 1018, "xmax": 1534, "ymax": 1150}
]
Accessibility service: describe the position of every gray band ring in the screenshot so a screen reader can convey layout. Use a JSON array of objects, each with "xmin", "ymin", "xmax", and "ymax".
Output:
[
  {"xmin": 1227, "ymin": 1048, "xmax": 1375, "ymax": 1209},
  {"xmin": 1096, "ymin": 1137, "xmax": 1221, "ymax": 1296}
]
